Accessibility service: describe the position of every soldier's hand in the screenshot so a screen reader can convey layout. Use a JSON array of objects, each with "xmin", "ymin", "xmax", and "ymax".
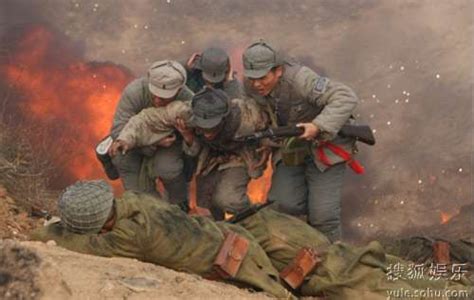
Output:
[
  {"xmin": 157, "ymin": 134, "xmax": 177, "ymax": 148},
  {"xmin": 109, "ymin": 140, "xmax": 130, "ymax": 157},
  {"xmin": 297, "ymin": 122, "xmax": 319, "ymax": 141},
  {"xmin": 175, "ymin": 117, "xmax": 194, "ymax": 146}
]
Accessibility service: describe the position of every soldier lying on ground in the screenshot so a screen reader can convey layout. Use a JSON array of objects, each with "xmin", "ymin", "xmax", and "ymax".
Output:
[
  {"xmin": 30, "ymin": 180, "xmax": 472, "ymax": 299},
  {"xmin": 109, "ymin": 60, "xmax": 193, "ymax": 208},
  {"xmin": 183, "ymin": 47, "xmax": 243, "ymax": 98}
]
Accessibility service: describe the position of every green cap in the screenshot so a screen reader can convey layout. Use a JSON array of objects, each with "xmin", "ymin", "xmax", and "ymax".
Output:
[
  {"xmin": 195, "ymin": 47, "xmax": 229, "ymax": 83},
  {"xmin": 243, "ymin": 40, "xmax": 281, "ymax": 79},
  {"xmin": 148, "ymin": 60, "xmax": 187, "ymax": 98},
  {"xmin": 191, "ymin": 87, "xmax": 230, "ymax": 128},
  {"xmin": 58, "ymin": 180, "xmax": 114, "ymax": 234}
]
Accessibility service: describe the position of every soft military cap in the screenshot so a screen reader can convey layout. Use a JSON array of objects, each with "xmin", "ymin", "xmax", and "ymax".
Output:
[
  {"xmin": 58, "ymin": 180, "xmax": 114, "ymax": 234},
  {"xmin": 243, "ymin": 40, "xmax": 281, "ymax": 79},
  {"xmin": 195, "ymin": 47, "xmax": 230, "ymax": 83},
  {"xmin": 148, "ymin": 60, "xmax": 187, "ymax": 98},
  {"xmin": 191, "ymin": 87, "xmax": 230, "ymax": 128}
]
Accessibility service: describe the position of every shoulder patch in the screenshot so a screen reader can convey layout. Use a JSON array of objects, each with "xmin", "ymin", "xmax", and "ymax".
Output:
[{"xmin": 314, "ymin": 77, "xmax": 329, "ymax": 94}]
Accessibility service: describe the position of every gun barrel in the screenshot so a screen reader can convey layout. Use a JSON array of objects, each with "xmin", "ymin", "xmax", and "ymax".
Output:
[{"xmin": 228, "ymin": 200, "xmax": 275, "ymax": 223}]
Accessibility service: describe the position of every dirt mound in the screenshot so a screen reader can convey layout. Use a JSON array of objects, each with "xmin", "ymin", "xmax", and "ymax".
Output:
[
  {"xmin": 0, "ymin": 240, "xmax": 41, "ymax": 299},
  {"xmin": 2, "ymin": 240, "xmax": 272, "ymax": 300}
]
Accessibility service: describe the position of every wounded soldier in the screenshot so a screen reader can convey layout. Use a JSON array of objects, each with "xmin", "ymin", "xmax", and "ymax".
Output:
[{"xmin": 30, "ymin": 180, "xmax": 472, "ymax": 299}]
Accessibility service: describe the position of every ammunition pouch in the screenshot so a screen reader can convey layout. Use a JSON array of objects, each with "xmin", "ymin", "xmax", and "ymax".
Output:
[
  {"xmin": 96, "ymin": 136, "xmax": 119, "ymax": 180},
  {"xmin": 281, "ymin": 137, "xmax": 311, "ymax": 166},
  {"xmin": 213, "ymin": 232, "xmax": 249, "ymax": 279},
  {"xmin": 279, "ymin": 247, "xmax": 321, "ymax": 289}
]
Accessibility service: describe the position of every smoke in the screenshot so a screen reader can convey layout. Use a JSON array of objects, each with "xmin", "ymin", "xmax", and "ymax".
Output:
[{"xmin": 0, "ymin": 0, "xmax": 472, "ymax": 239}]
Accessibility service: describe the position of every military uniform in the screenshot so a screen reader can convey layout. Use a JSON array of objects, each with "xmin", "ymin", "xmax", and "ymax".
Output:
[
  {"xmin": 183, "ymin": 47, "xmax": 243, "ymax": 99},
  {"xmin": 184, "ymin": 89, "xmax": 269, "ymax": 217},
  {"xmin": 31, "ymin": 181, "xmax": 471, "ymax": 300},
  {"xmin": 110, "ymin": 60, "xmax": 193, "ymax": 205},
  {"xmin": 113, "ymin": 91, "xmax": 268, "ymax": 217},
  {"xmin": 30, "ymin": 190, "xmax": 292, "ymax": 299},
  {"xmin": 239, "ymin": 208, "xmax": 472, "ymax": 299},
  {"xmin": 243, "ymin": 41, "xmax": 359, "ymax": 242}
]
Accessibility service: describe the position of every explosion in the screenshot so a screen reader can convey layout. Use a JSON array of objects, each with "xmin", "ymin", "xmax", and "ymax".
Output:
[
  {"xmin": 1, "ymin": 25, "xmax": 133, "ymax": 187},
  {"xmin": 0, "ymin": 24, "xmax": 272, "ymax": 201}
]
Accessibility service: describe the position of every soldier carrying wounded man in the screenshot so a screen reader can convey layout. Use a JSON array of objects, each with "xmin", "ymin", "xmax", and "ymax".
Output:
[
  {"xmin": 110, "ymin": 87, "xmax": 271, "ymax": 220},
  {"xmin": 107, "ymin": 60, "xmax": 194, "ymax": 209}
]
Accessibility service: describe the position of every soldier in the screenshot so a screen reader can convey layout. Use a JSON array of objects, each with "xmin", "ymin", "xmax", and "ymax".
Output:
[
  {"xmin": 31, "ymin": 180, "xmax": 471, "ymax": 299},
  {"xmin": 30, "ymin": 180, "xmax": 292, "ymax": 299},
  {"xmin": 243, "ymin": 40, "xmax": 361, "ymax": 242},
  {"xmin": 177, "ymin": 87, "xmax": 271, "ymax": 219},
  {"xmin": 109, "ymin": 60, "xmax": 193, "ymax": 208},
  {"xmin": 110, "ymin": 87, "xmax": 270, "ymax": 219},
  {"xmin": 184, "ymin": 47, "xmax": 243, "ymax": 98}
]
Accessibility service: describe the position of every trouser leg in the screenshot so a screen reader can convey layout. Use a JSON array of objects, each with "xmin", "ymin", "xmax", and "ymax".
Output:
[
  {"xmin": 213, "ymin": 167, "xmax": 252, "ymax": 214},
  {"xmin": 149, "ymin": 143, "xmax": 188, "ymax": 208},
  {"xmin": 306, "ymin": 162, "xmax": 346, "ymax": 242},
  {"xmin": 268, "ymin": 162, "xmax": 307, "ymax": 216},
  {"xmin": 196, "ymin": 171, "xmax": 225, "ymax": 220},
  {"xmin": 111, "ymin": 149, "xmax": 155, "ymax": 194}
]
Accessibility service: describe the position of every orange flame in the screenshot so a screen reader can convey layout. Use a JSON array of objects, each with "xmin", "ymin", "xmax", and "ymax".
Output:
[
  {"xmin": 1, "ymin": 25, "xmax": 132, "ymax": 187},
  {"xmin": 440, "ymin": 209, "xmax": 459, "ymax": 224},
  {"xmin": 1, "ymin": 25, "xmax": 274, "ymax": 201},
  {"xmin": 248, "ymin": 161, "xmax": 272, "ymax": 203}
]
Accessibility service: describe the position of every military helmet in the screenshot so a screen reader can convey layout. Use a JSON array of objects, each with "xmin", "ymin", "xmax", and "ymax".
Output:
[
  {"xmin": 148, "ymin": 60, "xmax": 187, "ymax": 98},
  {"xmin": 195, "ymin": 47, "xmax": 230, "ymax": 84},
  {"xmin": 243, "ymin": 40, "xmax": 282, "ymax": 79},
  {"xmin": 58, "ymin": 180, "xmax": 114, "ymax": 234},
  {"xmin": 191, "ymin": 87, "xmax": 230, "ymax": 129}
]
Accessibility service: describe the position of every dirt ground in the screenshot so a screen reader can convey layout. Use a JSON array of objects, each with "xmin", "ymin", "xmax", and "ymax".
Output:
[
  {"xmin": 0, "ymin": 187, "xmax": 41, "ymax": 241},
  {"xmin": 0, "ymin": 239, "xmax": 272, "ymax": 300}
]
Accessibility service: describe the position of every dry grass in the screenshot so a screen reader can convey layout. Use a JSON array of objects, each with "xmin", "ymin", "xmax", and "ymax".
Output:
[{"xmin": 0, "ymin": 118, "xmax": 58, "ymax": 215}]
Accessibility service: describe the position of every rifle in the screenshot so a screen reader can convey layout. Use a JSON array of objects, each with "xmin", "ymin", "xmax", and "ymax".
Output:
[
  {"xmin": 236, "ymin": 124, "xmax": 376, "ymax": 146},
  {"xmin": 227, "ymin": 200, "xmax": 275, "ymax": 223}
]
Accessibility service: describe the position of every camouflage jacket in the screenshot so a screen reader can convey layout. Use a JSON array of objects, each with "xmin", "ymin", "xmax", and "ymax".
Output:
[
  {"xmin": 183, "ymin": 98, "xmax": 269, "ymax": 178},
  {"xmin": 245, "ymin": 62, "xmax": 359, "ymax": 171},
  {"xmin": 110, "ymin": 77, "xmax": 194, "ymax": 140},
  {"xmin": 29, "ymin": 192, "xmax": 290, "ymax": 298}
]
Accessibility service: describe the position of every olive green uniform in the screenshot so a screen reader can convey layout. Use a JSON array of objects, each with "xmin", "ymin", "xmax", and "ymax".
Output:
[
  {"xmin": 31, "ymin": 195, "xmax": 471, "ymax": 299},
  {"xmin": 239, "ymin": 208, "xmax": 472, "ymax": 299},
  {"xmin": 30, "ymin": 192, "xmax": 291, "ymax": 298}
]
